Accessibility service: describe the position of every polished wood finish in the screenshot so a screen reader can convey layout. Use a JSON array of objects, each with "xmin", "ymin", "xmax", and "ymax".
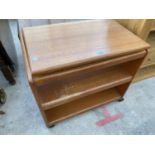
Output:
[
  {"xmin": 23, "ymin": 20, "xmax": 149, "ymax": 76},
  {"xmin": 142, "ymin": 31, "xmax": 155, "ymax": 67},
  {"xmin": 45, "ymin": 88, "xmax": 121, "ymax": 126},
  {"xmin": 151, "ymin": 21, "xmax": 155, "ymax": 31},
  {"xmin": 134, "ymin": 65, "xmax": 155, "ymax": 82},
  {"xmin": 117, "ymin": 19, "xmax": 155, "ymax": 82},
  {"xmin": 20, "ymin": 20, "xmax": 149, "ymax": 127},
  {"xmin": 40, "ymin": 66, "xmax": 132, "ymax": 110},
  {"xmin": 117, "ymin": 19, "xmax": 153, "ymax": 40}
]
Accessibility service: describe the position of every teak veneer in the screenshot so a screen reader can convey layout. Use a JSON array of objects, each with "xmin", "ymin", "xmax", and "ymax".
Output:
[{"xmin": 20, "ymin": 20, "xmax": 150, "ymax": 127}]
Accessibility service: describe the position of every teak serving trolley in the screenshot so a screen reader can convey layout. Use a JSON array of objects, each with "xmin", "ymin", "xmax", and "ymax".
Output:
[{"xmin": 20, "ymin": 20, "xmax": 150, "ymax": 127}]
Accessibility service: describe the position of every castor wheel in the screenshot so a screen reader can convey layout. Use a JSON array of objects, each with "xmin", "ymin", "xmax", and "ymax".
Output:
[
  {"xmin": 118, "ymin": 97, "xmax": 124, "ymax": 102},
  {"xmin": 9, "ymin": 79, "xmax": 16, "ymax": 85},
  {"xmin": 50, "ymin": 124, "xmax": 55, "ymax": 128},
  {"xmin": 0, "ymin": 89, "xmax": 6, "ymax": 105},
  {"xmin": 9, "ymin": 65, "xmax": 15, "ymax": 73}
]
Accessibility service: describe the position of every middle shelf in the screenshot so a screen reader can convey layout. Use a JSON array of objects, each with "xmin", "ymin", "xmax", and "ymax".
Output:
[{"xmin": 36, "ymin": 64, "xmax": 132, "ymax": 110}]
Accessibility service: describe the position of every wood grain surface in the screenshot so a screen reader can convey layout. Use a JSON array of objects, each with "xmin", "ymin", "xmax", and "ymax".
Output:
[
  {"xmin": 23, "ymin": 19, "xmax": 150, "ymax": 76},
  {"xmin": 20, "ymin": 19, "xmax": 150, "ymax": 126}
]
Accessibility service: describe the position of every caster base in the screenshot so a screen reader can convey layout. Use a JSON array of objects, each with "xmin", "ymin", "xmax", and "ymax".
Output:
[
  {"xmin": 50, "ymin": 124, "xmax": 55, "ymax": 128},
  {"xmin": 118, "ymin": 98, "xmax": 124, "ymax": 102},
  {"xmin": 9, "ymin": 80, "xmax": 16, "ymax": 85}
]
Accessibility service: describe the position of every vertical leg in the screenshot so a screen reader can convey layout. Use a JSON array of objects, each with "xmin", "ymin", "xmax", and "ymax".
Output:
[{"xmin": 1, "ymin": 66, "xmax": 16, "ymax": 85}]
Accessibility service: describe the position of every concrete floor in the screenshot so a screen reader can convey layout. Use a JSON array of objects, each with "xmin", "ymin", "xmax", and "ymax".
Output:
[{"xmin": 0, "ymin": 20, "xmax": 155, "ymax": 135}]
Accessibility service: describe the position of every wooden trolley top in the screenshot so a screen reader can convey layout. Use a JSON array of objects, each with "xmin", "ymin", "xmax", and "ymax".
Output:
[{"xmin": 22, "ymin": 19, "xmax": 150, "ymax": 76}]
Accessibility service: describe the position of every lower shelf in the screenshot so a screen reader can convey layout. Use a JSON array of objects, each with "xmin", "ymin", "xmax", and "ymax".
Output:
[
  {"xmin": 44, "ymin": 88, "xmax": 121, "ymax": 126},
  {"xmin": 37, "ymin": 65, "xmax": 132, "ymax": 109}
]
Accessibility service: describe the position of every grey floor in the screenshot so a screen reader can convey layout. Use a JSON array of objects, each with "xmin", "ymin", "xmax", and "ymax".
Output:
[{"xmin": 0, "ymin": 20, "xmax": 155, "ymax": 135}]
